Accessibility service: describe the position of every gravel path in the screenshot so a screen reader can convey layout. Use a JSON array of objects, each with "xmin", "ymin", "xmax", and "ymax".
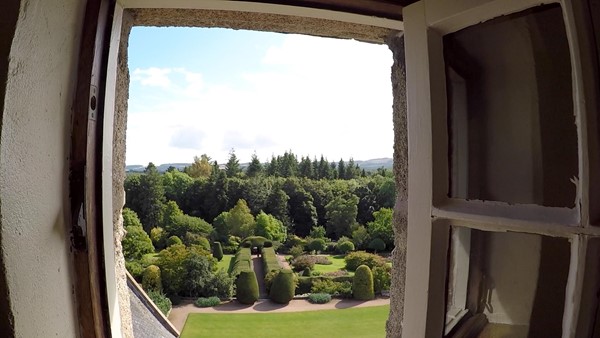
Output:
[
  {"xmin": 277, "ymin": 254, "xmax": 291, "ymax": 269},
  {"xmin": 167, "ymin": 297, "xmax": 390, "ymax": 332}
]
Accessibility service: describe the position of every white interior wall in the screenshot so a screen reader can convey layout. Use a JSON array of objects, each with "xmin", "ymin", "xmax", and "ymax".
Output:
[{"xmin": 0, "ymin": 0, "xmax": 85, "ymax": 336}]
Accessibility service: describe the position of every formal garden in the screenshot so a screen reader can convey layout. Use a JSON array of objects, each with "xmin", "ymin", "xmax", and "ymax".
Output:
[{"xmin": 121, "ymin": 157, "xmax": 395, "ymax": 335}]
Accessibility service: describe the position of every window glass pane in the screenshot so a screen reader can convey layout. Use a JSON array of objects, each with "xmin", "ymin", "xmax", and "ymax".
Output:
[
  {"xmin": 445, "ymin": 228, "xmax": 570, "ymax": 338},
  {"xmin": 445, "ymin": 4, "xmax": 578, "ymax": 207}
]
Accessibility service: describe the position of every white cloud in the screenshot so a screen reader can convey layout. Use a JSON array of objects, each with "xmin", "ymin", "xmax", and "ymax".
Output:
[
  {"xmin": 126, "ymin": 34, "xmax": 393, "ymax": 165},
  {"xmin": 131, "ymin": 67, "xmax": 173, "ymax": 88}
]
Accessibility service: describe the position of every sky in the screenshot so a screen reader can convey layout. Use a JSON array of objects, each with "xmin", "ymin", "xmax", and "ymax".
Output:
[{"xmin": 126, "ymin": 27, "xmax": 394, "ymax": 166}]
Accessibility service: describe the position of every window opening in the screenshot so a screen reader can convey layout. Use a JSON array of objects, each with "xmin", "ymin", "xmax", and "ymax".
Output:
[
  {"xmin": 445, "ymin": 4, "xmax": 578, "ymax": 207},
  {"xmin": 444, "ymin": 228, "xmax": 570, "ymax": 338}
]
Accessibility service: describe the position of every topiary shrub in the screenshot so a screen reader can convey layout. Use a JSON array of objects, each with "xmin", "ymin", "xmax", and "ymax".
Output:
[
  {"xmin": 269, "ymin": 269, "xmax": 296, "ymax": 304},
  {"xmin": 212, "ymin": 242, "xmax": 224, "ymax": 261},
  {"xmin": 194, "ymin": 296, "xmax": 221, "ymax": 308},
  {"xmin": 263, "ymin": 241, "xmax": 273, "ymax": 248},
  {"xmin": 368, "ymin": 238, "xmax": 386, "ymax": 253},
  {"xmin": 303, "ymin": 267, "xmax": 312, "ymax": 276},
  {"xmin": 308, "ymin": 238, "xmax": 326, "ymax": 253},
  {"xmin": 142, "ymin": 265, "xmax": 162, "ymax": 292},
  {"xmin": 353, "ymin": 265, "xmax": 374, "ymax": 300},
  {"xmin": 308, "ymin": 293, "xmax": 332, "ymax": 304},
  {"xmin": 337, "ymin": 241, "xmax": 355, "ymax": 254},
  {"xmin": 167, "ymin": 235, "xmax": 183, "ymax": 247},
  {"xmin": 236, "ymin": 270, "xmax": 259, "ymax": 305},
  {"xmin": 147, "ymin": 291, "xmax": 172, "ymax": 315},
  {"xmin": 344, "ymin": 251, "xmax": 386, "ymax": 271}
]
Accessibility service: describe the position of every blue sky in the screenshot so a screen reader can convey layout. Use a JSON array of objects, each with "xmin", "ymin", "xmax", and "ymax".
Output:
[{"xmin": 126, "ymin": 27, "xmax": 393, "ymax": 165}]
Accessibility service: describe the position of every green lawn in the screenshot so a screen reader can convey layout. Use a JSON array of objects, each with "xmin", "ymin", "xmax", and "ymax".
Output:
[
  {"xmin": 216, "ymin": 254, "xmax": 234, "ymax": 272},
  {"xmin": 312, "ymin": 255, "xmax": 348, "ymax": 274},
  {"xmin": 180, "ymin": 305, "xmax": 389, "ymax": 338}
]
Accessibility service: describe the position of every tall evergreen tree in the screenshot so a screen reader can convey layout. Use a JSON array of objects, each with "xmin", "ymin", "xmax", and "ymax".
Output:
[
  {"xmin": 134, "ymin": 163, "xmax": 166, "ymax": 233},
  {"xmin": 225, "ymin": 149, "xmax": 242, "ymax": 178},
  {"xmin": 298, "ymin": 156, "xmax": 314, "ymax": 178},
  {"xmin": 338, "ymin": 159, "xmax": 346, "ymax": 180},
  {"xmin": 318, "ymin": 155, "xmax": 330, "ymax": 179},
  {"xmin": 245, "ymin": 153, "xmax": 263, "ymax": 177}
]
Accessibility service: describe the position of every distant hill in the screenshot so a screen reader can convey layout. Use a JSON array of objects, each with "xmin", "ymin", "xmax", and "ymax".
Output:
[{"xmin": 126, "ymin": 158, "xmax": 393, "ymax": 173}]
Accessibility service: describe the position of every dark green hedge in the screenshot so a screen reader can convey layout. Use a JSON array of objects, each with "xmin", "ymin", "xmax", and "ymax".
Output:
[
  {"xmin": 236, "ymin": 270, "xmax": 259, "ymax": 305},
  {"xmin": 261, "ymin": 247, "xmax": 281, "ymax": 276},
  {"xmin": 228, "ymin": 247, "xmax": 252, "ymax": 277},
  {"xmin": 212, "ymin": 241, "xmax": 224, "ymax": 261},
  {"xmin": 269, "ymin": 269, "xmax": 295, "ymax": 304},
  {"xmin": 352, "ymin": 265, "xmax": 374, "ymax": 300}
]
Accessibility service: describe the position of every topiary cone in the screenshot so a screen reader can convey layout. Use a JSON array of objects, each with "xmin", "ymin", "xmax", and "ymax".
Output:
[
  {"xmin": 353, "ymin": 264, "xmax": 374, "ymax": 300},
  {"xmin": 269, "ymin": 269, "xmax": 295, "ymax": 304},
  {"xmin": 236, "ymin": 270, "xmax": 259, "ymax": 305}
]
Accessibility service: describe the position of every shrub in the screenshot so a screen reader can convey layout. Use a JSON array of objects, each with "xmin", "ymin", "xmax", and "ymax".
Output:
[
  {"xmin": 337, "ymin": 241, "xmax": 355, "ymax": 254},
  {"xmin": 203, "ymin": 269, "xmax": 234, "ymax": 299},
  {"xmin": 309, "ymin": 226, "xmax": 327, "ymax": 239},
  {"xmin": 167, "ymin": 235, "xmax": 183, "ymax": 247},
  {"xmin": 261, "ymin": 247, "xmax": 281, "ymax": 276},
  {"xmin": 313, "ymin": 255, "xmax": 332, "ymax": 265},
  {"xmin": 308, "ymin": 238, "xmax": 326, "ymax": 253},
  {"xmin": 368, "ymin": 238, "xmax": 386, "ymax": 253},
  {"xmin": 289, "ymin": 245, "xmax": 305, "ymax": 258},
  {"xmin": 125, "ymin": 260, "xmax": 144, "ymax": 282},
  {"xmin": 269, "ymin": 269, "xmax": 296, "ymax": 304},
  {"xmin": 296, "ymin": 276, "xmax": 328, "ymax": 295},
  {"xmin": 353, "ymin": 265, "xmax": 374, "ymax": 300},
  {"xmin": 323, "ymin": 270, "xmax": 350, "ymax": 278},
  {"xmin": 150, "ymin": 227, "xmax": 167, "ymax": 250},
  {"xmin": 236, "ymin": 270, "xmax": 259, "ymax": 305},
  {"xmin": 311, "ymin": 279, "xmax": 353, "ymax": 298},
  {"xmin": 142, "ymin": 265, "xmax": 162, "ymax": 292},
  {"xmin": 264, "ymin": 270, "xmax": 279, "ymax": 294},
  {"xmin": 194, "ymin": 296, "xmax": 221, "ymax": 308},
  {"xmin": 291, "ymin": 255, "xmax": 315, "ymax": 272},
  {"xmin": 303, "ymin": 267, "xmax": 312, "ymax": 276},
  {"xmin": 308, "ymin": 293, "xmax": 332, "ymax": 304},
  {"xmin": 372, "ymin": 265, "xmax": 392, "ymax": 294},
  {"xmin": 147, "ymin": 291, "xmax": 172, "ymax": 315},
  {"xmin": 263, "ymin": 241, "xmax": 273, "ymax": 248},
  {"xmin": 212, "ymin": 242, "xmax": 224, "ymax": 261},
  {"xmin": 185, "ymin": 233, "xmax": 210, "ymax": 250},
  {"xmin": 344, "ymin": 251, "xmax": 386, "ymax": 271},
  {"xmin": 122, "ymin": 225, "xmax": 155, "ymax": 260},
  {"xmin": 168, "ymin": 294, "xmax": 182, "ymax": 306}
]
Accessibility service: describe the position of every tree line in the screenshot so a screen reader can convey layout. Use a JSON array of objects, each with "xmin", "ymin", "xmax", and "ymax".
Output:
[{"xmin": 124, "ymin": 150, "xmax": 396, "ymax": 247}]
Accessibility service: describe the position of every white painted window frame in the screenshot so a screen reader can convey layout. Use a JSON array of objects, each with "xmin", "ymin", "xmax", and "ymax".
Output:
[
  {"xmin": 402, "ymin": 0, "xmax": 597, "ymax": 337},
  {"xmin": 101, "ymin": 1, "xmax": 404, "ymax": 336}
]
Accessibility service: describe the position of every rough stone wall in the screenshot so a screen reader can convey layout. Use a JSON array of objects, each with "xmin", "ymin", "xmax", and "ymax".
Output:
[
  {"xmin": 129, "ymin": 8, "xmax": 391, "ymax": 44},
  {"xmin": 386, "ymin": 33, "xmax": 408, "ymax": 338},
  {"xmin": 113, "ymin": 10, "xmax": 135, "ymax": 338}
]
